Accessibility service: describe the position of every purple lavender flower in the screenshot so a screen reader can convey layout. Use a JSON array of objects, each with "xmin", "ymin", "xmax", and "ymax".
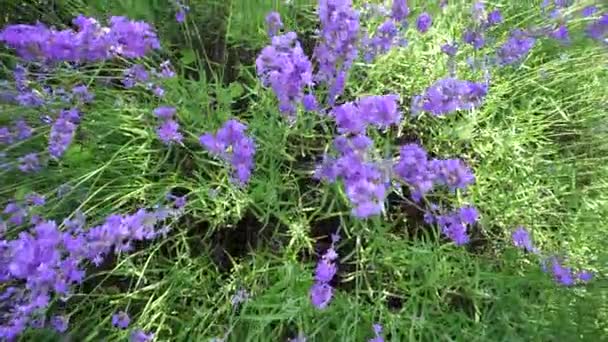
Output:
[
  {"xmin": 0, "ymin": 15, "xmax": 160, "ymax": 62},
  {"xmin": 302, "ymin": 94, "xmax": 318, "ymax": 112},
  {"xmin": 391, "ymin": 0, "xmax": 409, "ymax": 22},
  {"xmin": 550, "ymin": 25, "xmax": 569, "ymax": 43},
  {"xmin": 441, "ymin": 42, "xmax": 458, "ymax": 56},
  {"xmin": 314, "ymin": 0, "xmax": 360, "ymax": 104},
  {"xmin": 581, "ymin": 6, "xmax": 598, "ymax": 18},
  {"xmin": 436, "ymin": 208, "xmax": 479, "ymax": 245},
  {"xmin": 265, "ymin": 12, "xmax": 283, "ymax": 37},
  {"xmin": 431, "ymin": 158, "xmax": 475, "ymax": 191},
  {"xmin": 18, "ymin": 153, "xmax": 41, "ymax": 173},
  {"xmin": 0, "ymin": 127, "xmax": 13, "ymax": 145},
  {"xmin": 497, "ymin": 29, "xmax": 536, "ymax": 65},
  {"xmin": 14, "ymin": 119, "xmax": 33, "ymax": 140},
  {"xmin": 418, "ymin": 77, "xmax": 488, "ymax": 116},
  {"xmin": 256, "ymin": 32, "xmax": 313, "ymax": 116},
  {"xmin": 112, "ymin": 311, "xmax": 130, "ymax": 329},
  {"xmin": 200, "ymin": 119, "xmax": 256, "ymax": 184},
  {"xmin": 369, "ymin": 323, "xmax": 384, "ymax": 342},
  {"xmin": 416, "ymin": 12, "xmax": 432, "ymax": 33},
  {"xmin": 577, "ymin": 270, "xmax": 593, "ymax": 283},
  {"xmin": 49, "ymin": 109, "xmax": 80, "ymax": 159},
  {"xmin": 72, "ymin": 85, "xmax": 94, "ymax": 103},
  {"xmin": 487, "ymin": 10, "xmax": 503, "ymax": 26},
  {"xmin": 394, "ymin": 143, "xmax": 434, "ymax": 201},
  {"xmin": 153, "ymin": 106, "xmax": 176, "ymax": 120},
  {"xmin": 549, "ymin": 258, "xmax": 574, "ymax": 286},
  {"xmin": 310, "ymin": 282, "xmax": 333, "ymax": 309},
  {"xmin": 586, "ymin": 13, "xmax": 607, "ymax": 43},
  {"xmin": 159, "ymin": 60, "xmax": 176, "ymax": 78},
  {"xmin": 156, "ymin": 120, "xmax": 183, "ymax": 144},
  {"xmin": 51, "ymin": 315, "xmax": 69, "ymax": 333},
  {"xmin": 231, "ymin": 289, "xmax": 250, "ymax": 306},
  {"xmin": 131, "ymin": 330, "xmax": 154, "ymax": 342},
  {"xmin": 511, "ymin": 226, "xmax": 536, "ymax": 253},
  {"xmin": 314, "ymin": 258, "xmax": 337, "ymax": 283},
  {"xmin": 25, "ymin": 193, "xmax": 45, "ymax": 206},
  {"xmin": 463, "ymin": 29, "xmax": 485, "ymax": 49}
]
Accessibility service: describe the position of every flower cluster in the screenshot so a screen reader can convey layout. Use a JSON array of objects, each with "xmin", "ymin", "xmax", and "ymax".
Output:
[
  {"xmin": 412, "ymin": 77, "xmax": 488, "ymax": 116},
  {"xmin": 512, "ymin": 227, "xmax": 594, "ymax": 286},
  {"xmin": 175, "ymin": 0, "xmax": 190, "ymax": 23},
  {"xmin": 586, "ymin": 12, "xmax": 608, "ymax": 43},
  {"xmin": 111, "ymin": 311, "xmax": 154, "ymax": 341},
  {"xmin": 123, "ymin": 61, "xmax": 175, "ymax": 97},
  {"xmin": 394, "ymin": 143, "xmax": 475, "ymax": 202},
  {"xmin": 391, "ymin": 0, "xmax": 409, "ymax": 22},
  {"xmin": 432, "ymin": 206, "xmax": 479, "ymax": 245},
  {"xmin": 362, "ymin": 19, "xmax": 402, "ymax": 62},
  {"xmin": 49, "ymin": 108, "xmax": 81, "ymax": 159},
  {"xmin": 0, "ymin": 206, "xmax": 172, "ymax": 339},
  {"xmin": 0, "ymin": 118, "xmax": 33, "ymax": 145},
  {"xmin": 369, "ymin": 323, "xmax": 384, "ymax": 342},
  {"xmin": 199, "ymin": 119, "xmax": 256, "ymax": 185},
  {"xmin": 415, "ymin": 12, "xmax": 432, "ymax": 33},
  {"xmin": 265, "ymin": 12, "xmax": 283, "ymax": 38},
  {"xmin": 256, "ymin": 31, "xmax": 314, "ymax": 116},
  {"xmin": 315, "ymin": 95, "xmax": 400, "ymax": 218},
  {"xmin": 314, "ymin": 0, "xmax": 360, "ymax": 104},
  {"xmin": 310, "ymin": 234, "xmax": 339, "ymax": 309},
  {"xmin": 497, "ymin": 29, "xmax": 536, "ymax": 65},
  {"xmin": 0, "ymin": 15, "xmax": 160, "ymax": 62},
  {"xmin": 153, "ymin": 106, "xmax": 183, "ymax": 145}
]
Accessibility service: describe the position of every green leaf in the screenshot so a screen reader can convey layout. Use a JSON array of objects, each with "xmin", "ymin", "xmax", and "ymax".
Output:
[{"xmin": 180, "ymin": 49, "xmax": 197, "ymax": 65}]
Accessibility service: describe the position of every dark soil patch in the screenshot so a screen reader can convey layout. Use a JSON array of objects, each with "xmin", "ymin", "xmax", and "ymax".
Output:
[
  {"xmin": 206, "ymin": 211, "xmax": 275, "ymax": 273},
  {"xmin": 446, "ymin": 289, "xmax": 476, "ymax": 319},
  {"xmin": 386, "ymin": 188, "xmax": 428, "ymax": 239},
  {"xmin": 386, "ymin": 293, "xmax": 406, "ymax": 312}
]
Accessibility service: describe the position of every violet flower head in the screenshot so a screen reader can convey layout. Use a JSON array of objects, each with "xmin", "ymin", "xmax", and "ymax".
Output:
[
  {"xmin": 497, "ymin": 29, "xmax": 536, "ymax": 65},
  {"xmin": 25, "ymin": 193, "xmax": 45, "ymax": 206},
  {"xmin": 441, "ymin": 42, "xmax": 458, "ymax": 56},
  {"xmin": 369, "ymin": 323, "xmax": 384, "ymax": 342},
  {"xmin": 512, "ymin": 226, "xmax": 536, "ymax": 252},
  {"xmin": 418, "ymin": 77, "xmax": 488, "ymax": 116},
  {"xmin": 314, "ymin": 0, "xmax": 360, "ymax": 104},
  {"xmin": 577, "ymin": 270, "xmax": 594, "ymax": 283},
  {"xmin": 0, "ymin": 127, "xmax": 13, "ymax": 145},
  {"xmin": 175, "ymin": 1, "xmax": 189, "ymax": 23},
  {"xmin": 586, "ymin": 13, "xmax": 608, "ymax": 43},
  {"xmin": 581, "ymin": 6, "xmax": 598, "ymax": 18},
  {"xmin": 487, "ymin": 10, "xmax": 503, "ymax": 26},
  {"xmin": 72, "ymin": 85, "xmax": 94, "ymax": 103},
  {"xmin": 431, "ymin": 158, "xmax": 475, "ymax": 191},
  {"xmin": 51, "ymin": 315, "xmax": 69, "ymax": 333},
  {"xmin": 14, "ymin": 119, "xmax": 33, "ymax": 140},
  {"xmin": 131, "ymin": 330, "xmax": 154, "ymax": 342},
  {"xmin": 314, "ymin": 258, "xmax": 337, "ymax": 283},
  {"xmin": 18, "ymin": 153, "xmax": 41, "ymax": 173},
  {"xmin": 310, "ymin": 282, "xmax": 333, "ymax": 309},
  {"xmin": 463, "ymin": 29, "xmax": 485, "ymax": 49},
  {"xmin": 112, "ymin": 311, "xmax": 130, "ymax": 329},
  {"xmin": 416, "ymin": 12, "xmax": 432, "ymax": 33},
  {"xmin": 199, "ymin": 119, "xmax": 256, "ymax": 184},
  {"xmin": 49, "ymin": 109, "xmax": 80, "ymax": 159},
  {"xmin": 437, "ymin": 207, "xmax": 479, "ymax": 246},
  {"xmin": 265, "ymin": 12, "xmax": 283, "ymax": 37},
  {"xmin": 394, "ymin": 143, "xmax": 434, "ymax": 201},
  {"xmin": 153, "ymin": 106, "xmax": 176, "ymax": 120},
  {"xmin": 159, "ymin": 60, "xmax": 176, "ymax": 78},
  {"xmin": 550, "ymin": 25, "xmax": 569, "ymax": 43},
  {"xmin": 156, "ymin": 120, "xmax": 183, "ymax": 145},
  {"xmin": 256, "ymin": 32, "xmax": 313, "ymax": 116},
  {"xmin": 550, "ymin": 258, "xmax": 575, "ymax": 286},
  {"xmin": 391, "ymin": 0, "xmax": 409, "ymax": 22},
  {"xmin": 302, "ymin": 94, "xmax": 318, "ymax": 112}
]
